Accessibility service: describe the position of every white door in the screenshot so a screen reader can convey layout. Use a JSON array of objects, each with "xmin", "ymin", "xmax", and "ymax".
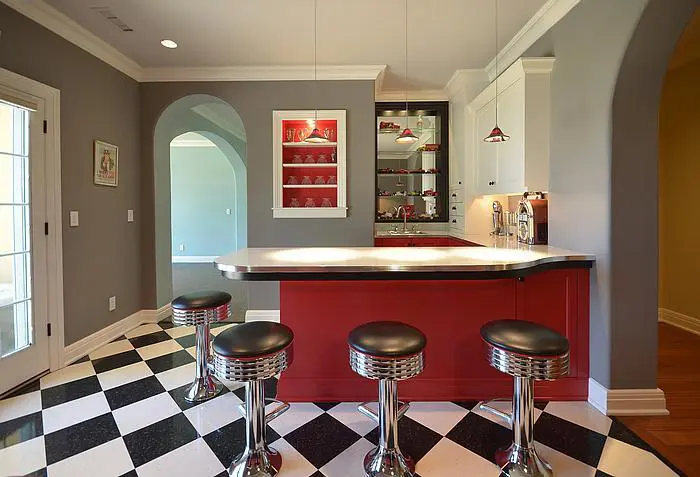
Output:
[
  {"xmin": 495, "ymin": 79, "xmax": 525, "ymax": 195},
  {"xmin": 0, "ymin": 92, "xmax": 50, "ymax": 395}
]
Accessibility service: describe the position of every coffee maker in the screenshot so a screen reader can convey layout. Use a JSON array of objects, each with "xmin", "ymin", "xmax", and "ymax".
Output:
[{"xmin": 517, "ymin": 192, "xmax": 548, "ymax": 245}]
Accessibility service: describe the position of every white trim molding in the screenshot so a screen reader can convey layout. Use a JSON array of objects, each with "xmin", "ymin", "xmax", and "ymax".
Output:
[
  {"xmin": 375, "ymin": 89, "xmax": 449, "ymax": 102},
  {"xmin": 63, "ymin": 305, "xmax": 171, "ymax": 365},
  {"xmin": 140, "ymin": 65, "xmax": 387, "ymax": 83},
  {"xmin": 588, "ymin": 379, "xmax": 669, "ymax": 416},
  {"xmin": 172, "ymin": 256, "xmax": 218, "ymax": 264},
  {"xmin": 245, "ymin": 310, "xmax": 281, "ymax": 323},
  {"xmin": 659, "ymin": 307, "xmax": 700, "ymax": 336}
]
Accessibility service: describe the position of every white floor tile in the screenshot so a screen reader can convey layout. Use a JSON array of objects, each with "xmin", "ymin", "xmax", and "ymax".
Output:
[
  {"xmin": 0, "ymin": 390, "xmax": 41, "ymax": 423},
  {"xmin": 164, "ymin": 326, "xmax": 195, "ymax": 339},
  {"xmin": 326, "ymin": 402, "xmax": 378, "ymax": 436},
  {"xmin": 543, "ymin": 401, "xmax": 612, "ymax": 436},
  {"xmin": 0, "ymin": 436, "xmax": 46, "ymax": 477},
  {"xmin": 268, "ymin": 403, "xmax": 324, "ymax": 437},
  {"xmin": 535, "ymin": 442, "xmax": 597, "ymax": 477},
  {"xmin": 268, "ymin": 438, "xmax": 317, "ymax": 477},
  {"xmin": 125, "ymin": 324, "xmax": 163, "ymax": 339},
  {"xmin": 597, "ymin": 437, "xmax": 679, "ymax": 477},
  {"xmin": 42, "ymin": 392, "xmax": 110, "ymax": 434},
  {"xmin": 135, "ymin": 438, "xmax": 224, "ymax": 477},
  {"xmin": 472, "ymin": 400, "xmax": 542, "ymax": 429},
  {"xmin": 185, "ymin": 346, "xmax": 197, "ymax": 358},
  {"xmin": 40, "ymin": 361, "xmax": 95, "ymax": 389},
  {"xmin": 320, "ymin": 437, "xmax": 376, "ymax": 477},
  {"xmin": 417, "ymin": 437, "xmax": 501, "ymax": 477},
  {"xmin": 136, "ymin": 339, "xmax": 184, "ymax": 361},
  {"xmin": 47, "ymin": 437, "xmax": 134, "ymax": 477},
  {"xmin": 88, "ymin": 339, "xmax": 135, "ymax": 360},
  {"xmin": 112, "ymin": 392, "xmax": 181, "ymax": 435},
  {"xmin": 97, "ymin": 361, "xmax": 154, "ymax": 391},
  {"xmin": 404, "ymin": 401, "xmax": 469, "ymax": 436},
  {"xmin": 211, "ymin": 324, "xmax": 236, "ymax": 336},
  {"xmin": 183, "ymin": 392, "xmax": 242, "ymax": 436},
  {"xmin": 154, "ymin": 362, "xmax": 196, "ymax": 391}
]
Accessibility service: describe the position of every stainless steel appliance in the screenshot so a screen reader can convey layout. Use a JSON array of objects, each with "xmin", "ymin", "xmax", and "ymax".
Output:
[{"xmin": 517, "ymin": 192, "xmax": 548, "ymax": 244}]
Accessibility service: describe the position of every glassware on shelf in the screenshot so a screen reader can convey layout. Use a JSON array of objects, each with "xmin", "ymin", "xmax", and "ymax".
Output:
[
  {"xmin": 305, "ymin": 198, "xmax": 316, "ymax": 208},
  {"xmin": 331, "ymin": 151, "xmax": 336, "ymax": 163},
  {"xmin": 299, "ymin": 128, "xmax": 308, "ymax": 142},
  {"xmin": 286, "ymin": 128, "xmax": 294, "ymax": 142},
  {"xmin": 327, "ymin": 175, "xmax": 337, "ymax": 184},
  {"xmin": 289, "ymin": 198, "xmax": 300, "ymax": 208},
  {"xmin": 317, "ymin": 153, "xmax": 328, "ymax": 163},
  {"xmin": 323, "ymin": 128, "xmax": 331, "ymax": 141},
  {"xmin": 287, "ymin": 175, "xmax": 298, "ymax": 185},
  {"xmin": 328, "ymin": 129, "xmax": 335, "ymax": 142},
  {"xmin": 304, "ymin": 154, "xmax": 315, "ymax": 164},
  {"xmin": 314, "ymin": 176, "xmax": 325, "ymax": 184},
  {"xmin": 301, "ymin": 176, "xmax": 312, "ymax": 185},
  {"xmin": 321, "ymin": 198, "xmax": 333, "ymax": 208},
  {"xmin": 292, "ymin": 154, "xmax": 302, "ymax": 164}
]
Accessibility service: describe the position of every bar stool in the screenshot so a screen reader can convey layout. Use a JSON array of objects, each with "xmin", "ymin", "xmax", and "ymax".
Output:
[
  {"xmin": 212, "ymin": 321, "xmax": 294, "ymax": 477},
  {"xmin": 171, "ymin": 291, "xmax": 231, "ymax": 402},
  {"xmin": 479, "ymin": 319, "xmax": 570, "ymax": 477},
  {"xmin": 348, "ymin": 321, "xmax": 426, "ymax": 477}
]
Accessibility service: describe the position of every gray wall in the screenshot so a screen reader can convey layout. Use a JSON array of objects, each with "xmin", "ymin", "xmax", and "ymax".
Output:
[
  {"xmin": 525, "ymin": 0, "xmax": 699, "ymax": 389},
  {"xmin": 141, "ymin": 81, "xmax": 375, "ymax": 309},
  {"xmin": 0, "ymin": 4, "xmax": 141, "ymax": 345}
]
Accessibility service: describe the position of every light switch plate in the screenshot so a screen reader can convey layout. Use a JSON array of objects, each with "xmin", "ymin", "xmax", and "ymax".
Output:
[
  {"xmin": 108, "ymin": 296, "xmax": 116, "ymax": 311},
  {"xmin": 69, "ymin": 211, "xmax": 79, "ymax": 227},
  {"xmin": 127, "ymin": 209, "xmax": 134, "ymax": 222},
  {"xmin": 225, "ymin": 208, "xmax": 231, "ymax": 215}
]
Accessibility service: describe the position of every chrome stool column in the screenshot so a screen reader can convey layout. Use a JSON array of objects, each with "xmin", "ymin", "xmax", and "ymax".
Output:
[
  {"xmin": 212, "ymin": 321, "xmax": 294, "ymax": 477},
  {"xmin": 171, "ymin": 291, "xmax": 231, "ymax": 402},
  {"xmin": 479, "ymin": 320, "xmax": 570, "ymax": 477},
  {"xmin": 348, "ymin": 321, "xmax": 426, "ymax": 477}
]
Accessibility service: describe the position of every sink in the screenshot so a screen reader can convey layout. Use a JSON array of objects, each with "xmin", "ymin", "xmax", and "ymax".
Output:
[{"xmin": 387, "ymin": 230, "xmax": 425, "ymax": 235}]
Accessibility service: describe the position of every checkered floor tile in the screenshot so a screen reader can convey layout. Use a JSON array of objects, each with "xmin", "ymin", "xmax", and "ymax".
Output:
[{"xmin": 0, "ymin": 321, "xmax": 685, "ymax": 477}]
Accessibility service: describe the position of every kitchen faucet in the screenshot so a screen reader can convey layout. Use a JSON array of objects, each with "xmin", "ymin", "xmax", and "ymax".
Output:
[{"xmin": 396, "ymin": 205, "xmax": 408, "ymax": 233}]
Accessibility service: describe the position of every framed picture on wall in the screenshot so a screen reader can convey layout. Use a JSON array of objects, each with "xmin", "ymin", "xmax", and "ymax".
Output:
[{"xmin": 94, "ymin": 139, "xmax": 118, "ymax": 187}]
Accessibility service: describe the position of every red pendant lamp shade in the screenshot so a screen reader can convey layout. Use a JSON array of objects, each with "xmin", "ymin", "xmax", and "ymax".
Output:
[
  {"xmin": 304, "ymin": 127, "xmax": 329, "ymax": 143},
  {"xmin": 395, "ymin": 127, "xmax": 419, "ymax": 144},
  {"xmin": 483, "ymin": 125, "xmax": 510, "ymax": 143}
]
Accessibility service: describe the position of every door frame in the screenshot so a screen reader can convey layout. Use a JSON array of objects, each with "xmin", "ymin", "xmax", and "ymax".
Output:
[{"xmin": 0, "ymin": 67, "xmax": 64, "ymax": 373}]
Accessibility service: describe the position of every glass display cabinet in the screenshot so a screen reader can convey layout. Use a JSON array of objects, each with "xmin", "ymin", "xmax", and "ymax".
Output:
[
  {"xmin": 272, "ymin": 110, "xmax": 347, "ymax": 218},
  {"xmin": 375, "ymin": 102, "xmax": 449, "ymax": 223}
]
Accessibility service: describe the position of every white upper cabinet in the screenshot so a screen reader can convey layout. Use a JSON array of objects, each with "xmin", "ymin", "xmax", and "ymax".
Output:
[{"xmin": 469, "ymin": 58, "xmax": 554, "ymax": 196}]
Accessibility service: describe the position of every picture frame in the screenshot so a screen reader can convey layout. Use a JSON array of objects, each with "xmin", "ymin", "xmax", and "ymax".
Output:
[{"xmin": 93, "ymin": 139, "xmax": 118, "ymax": 187}]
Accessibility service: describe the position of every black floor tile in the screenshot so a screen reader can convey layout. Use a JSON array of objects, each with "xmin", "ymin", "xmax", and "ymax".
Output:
[
  {"xmin": 364, "ymin": 415, "xmax": 442, "ymax": 462},
  {"xmin": 145, "ymin": 350, "xmax": 195, "ymax": 374},
  {"xmin": 111, "ymin": 335, "xmax": 127, "ymax": 342},
  {"xmin": 92, "ymin": 350, "xmax": 143, "ymax": 374},
  {"xmin": 158, "ymin": 320, "xmax": 175, "ymax": 330},
  {"xmin": 309, "ymin": 472, "xmax": 327, "ymax": 477},
  {"xmin": 169, "ymin": 381, "xmax": 230, "ymax": 411},
  {"xmin": 72, "ymin": 355, "xmax": 91, "ymax": 364},
  {"xmin": 314, "ymin": 402, "xmax": 340, "ymax": 411},
  {"xmin": 534, "ymin": 401, "xmax": 548, "ymax": 411},
  {"xmin": 284, "ymin": 413, "xmax": 361, "ymax": 469},
  {"xmin": 44, "ymin": 413, "xmax": 120, "ymax": 465},
  {"xmin": 117, "ymin": 471, "xmax": 138, "ymax": 477},
  {"xmin": 594, "ymin": 470, "xmax": 614, "ymax": 477},
  {"xmin": 4, "ymin": 379, "xmax": 40, "ymax": 399},
  {"xmin": 128, "ymin": 330, "xmax": 172, "ymax": 348},
  {"xmin": 233, "ymin": 378, "xmax": 278, "ymax": 402},
  {"xmin": 453, "ymin": 400, "xmax": 480, "ymax": 411},
  {"xmin": 122, "ymin": 413, "xmax": 198, "ymax": 468},
  {"xmin": 24, "ymin": 469, "xmax": 48, "ymax": 477},
  {"xmin": 203, "ymin": 417, "xmax": 279, "ymax": 468},
  {"xmin": 104, "ymin": 376, "xmax": 166, "ymax": 410},
  {"xmin": 446, "ymin": 412, "xmax": 512, "ymax": 463},
  {"xmin": 175, "ymin": 332, "xmax": 210, "ymax": 349},
  {"xmin": 40, "ymin": 375, "xmax": 102, "ymax": 409},
  {"xmin": 534, "ymin": 412, "xmax": 606, "ymax": 468},
  {"xmin": 0, "ymin": 411, "xmax": 43, "ymax": 450},
  {"xmin": 607, "ymin": 418, "xmax": 655, "ymax": 453}
]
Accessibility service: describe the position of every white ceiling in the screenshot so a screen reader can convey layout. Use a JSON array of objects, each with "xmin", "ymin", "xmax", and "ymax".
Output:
[{"xmin": 41, "ymin": 0, "xmax": 547, "ymax": 91}]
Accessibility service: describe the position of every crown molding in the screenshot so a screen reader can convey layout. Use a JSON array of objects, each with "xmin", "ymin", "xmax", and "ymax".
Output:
[
  {"xmin": 1, "ymin": 0, "xmax": 143, "ymax": 81},
  {"xmin": 485, "ymin": 0, "xmax": 582, "ymax": 80},
  {"xmin": 375, "ymin": 89, "xmax": 449, "ymax": 102},
  {"xmin": 445, "ymin": 69, "xmax": 490, "ymax": 100},
  {"xmin": 140, "ymin": 65, "xmax": 387, "ymax": 83}
]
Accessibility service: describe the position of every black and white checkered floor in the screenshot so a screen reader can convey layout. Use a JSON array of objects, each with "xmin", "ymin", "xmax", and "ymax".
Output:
[{"xmin": 0, "ymin": 321, "xmax": 684, "ymax": 477}]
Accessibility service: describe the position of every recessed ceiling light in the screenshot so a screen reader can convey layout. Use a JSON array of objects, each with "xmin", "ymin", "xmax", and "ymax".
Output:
[{"xmin": 160, "ymin": 39, "xmax": 178, "ymax": 49}]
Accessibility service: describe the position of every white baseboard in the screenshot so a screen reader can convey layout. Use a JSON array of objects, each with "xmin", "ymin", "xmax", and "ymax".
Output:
[
  {"xmin": 658, "ymin": 307, "xmax": 700, "ymax": 336},
  {"xmin": 588, "ymin": 378, "xmax": 669, "ymax": 416},
  {"xmin": 172, "ymin": 256, "xmax": 217, "ymax": 264},
  {"xmin": 63, "ymin": 304, "xmax": 172, "ymax": 365},
  {"xmin": 245, "ymin": 310, "xmax": 281, "ymax": 323}
]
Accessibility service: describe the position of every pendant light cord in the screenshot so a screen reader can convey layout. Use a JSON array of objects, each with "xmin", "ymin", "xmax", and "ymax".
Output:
[
  {"xmin": 314, "ymin": 0, "xmax": 318, "ymax": 123},
  {"xmin": 404, "ymin": 0, "xmax": 409, "ymax": 126},
  {"xmin": 495, "ymin": 0, "xmax": 499, "ymax": 126}
]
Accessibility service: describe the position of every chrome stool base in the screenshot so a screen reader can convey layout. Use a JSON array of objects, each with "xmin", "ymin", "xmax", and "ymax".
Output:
[
  {"xmin": 184, "ymin": 374, "xmax": 224, "ymax": 403},
  {"xmin": 364, "ymin": 447, "xmax": 415, "ymax": 477},
  {"xmin": 228, "ymin": 447, "xmax": 282, "ymax": 477},
  {"xmin": 496, "ymin": 443, "xmax": 552, "ymax": 477}
]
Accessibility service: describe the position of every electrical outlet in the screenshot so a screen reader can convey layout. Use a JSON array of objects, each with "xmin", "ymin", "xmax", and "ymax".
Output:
[
  {"xmin": 179, "ymin": 244, "xmax": 185, "ymax": 251},
  {"xmin": 108, "ymin": 296, "xmax": 116, "ymax": 311},
  {"xmin": 225, "ymin": 208, "xmax": 231, "ymax": 215},
  {"xmin": 127, "ymin": 209, "xmax": 134, "ymax": 222}
]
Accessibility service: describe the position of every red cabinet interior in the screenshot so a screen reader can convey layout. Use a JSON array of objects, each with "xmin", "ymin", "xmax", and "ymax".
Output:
[{"xmin": 374, "ymin": 236, "xmax": 482, "ymax": 247}]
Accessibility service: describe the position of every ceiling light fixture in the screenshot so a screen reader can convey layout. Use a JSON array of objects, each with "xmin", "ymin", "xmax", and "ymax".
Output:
[
  {"xmin": 483, "ymin": 0, "xmax": 510, "ymax": 143},
  {"xmin": 304, "ymin": 0, "xmax": 329, "ymax": 143},
  {"xmin": 160, "ymin": 39, "xmax": 178, "ymax": 49},
  {"xmin": 395, "ymin": 0, "xmax": 418, "ymax": 144}
]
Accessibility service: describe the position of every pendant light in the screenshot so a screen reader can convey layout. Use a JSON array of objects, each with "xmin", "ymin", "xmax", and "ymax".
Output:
[
  {"xmin": 483, "ymin": 0, "xmax": 510, "ymax": 143},
  {"xmin": 395, "ymin": 0, "xmax": 418, "ymax": 144},
  {"xmin": 304, "ymin": 0, "xmax": 329, "ymax": 143}
]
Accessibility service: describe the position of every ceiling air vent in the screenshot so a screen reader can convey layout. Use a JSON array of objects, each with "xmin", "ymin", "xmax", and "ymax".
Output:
[{"xmin": 89, "ymin": 6, "xmax": 134, "ymax": 32}]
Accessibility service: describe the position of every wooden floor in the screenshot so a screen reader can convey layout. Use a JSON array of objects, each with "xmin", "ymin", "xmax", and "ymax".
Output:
[{"xmin": 620, "ymin": 323, "xmax": 700, "ymax": 476}]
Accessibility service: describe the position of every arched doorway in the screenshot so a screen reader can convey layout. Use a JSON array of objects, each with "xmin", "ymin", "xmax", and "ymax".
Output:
[{"xmin": 153, "ymin": 95, "xmax": 247, "ymax": 316}]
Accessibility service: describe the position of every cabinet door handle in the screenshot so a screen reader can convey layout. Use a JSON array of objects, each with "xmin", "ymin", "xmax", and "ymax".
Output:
[
  {"xmin": 451, "ymin": 206, "xmax": 457, "ymax": 210},
  {"xmin": 488, "ymin": 181, "xmax": 495, "ymax": 186},
  {"xmin": 451, "ymin": 220, "xmax": 457, "ymax": 224},
  {"xmin": 451, "ymin": 193, "xmax": 457, "ymax": 198},
  {"xmin": 458, "ymin": 181, "xmax": 462, "ymax": 185}
]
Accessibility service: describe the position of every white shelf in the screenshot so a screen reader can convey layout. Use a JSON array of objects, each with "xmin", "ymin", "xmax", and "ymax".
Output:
[
  {"xmin": 273, "ymin": 207, "xmax": 348, "ymax": 219},
  {"xmin": 283, "ymin": 163, "xmax": 337, "ymax": 168},
  {"xmin": 283, "ymin": 184, "xmax": 338, "ymax": 188},
  {"xmin": 283, "ymin": 142, "xmax": 338, "ymax": 147}
]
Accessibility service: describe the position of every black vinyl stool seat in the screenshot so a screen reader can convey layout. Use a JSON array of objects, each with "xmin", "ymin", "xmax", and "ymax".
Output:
[
  {"xmin": 479, "ymin": 320, "xmax": 570, "ymax": 477},
  {"xmin": 211, "ymin": 322, "xmax": 294, "ymax": 477},
  {"xmin": 348, "ymin": 321, "xmax": 426, "ymax": 477},
  {"xmin": 170, "ymin": 291, "xmax": 231, "ymax": 403}
]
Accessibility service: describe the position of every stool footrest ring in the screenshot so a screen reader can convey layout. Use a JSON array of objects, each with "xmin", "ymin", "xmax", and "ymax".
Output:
[
  {"xmin": 479, "ymin": 400, "xmax": 513, "ymax": 427},
  {"xmin": 237, "ymin": 397, "xmax": 290, "ymax": 425},
  {"xmin": 357, "ymin": 400, "xmax": 409, "ymax": 424}
]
